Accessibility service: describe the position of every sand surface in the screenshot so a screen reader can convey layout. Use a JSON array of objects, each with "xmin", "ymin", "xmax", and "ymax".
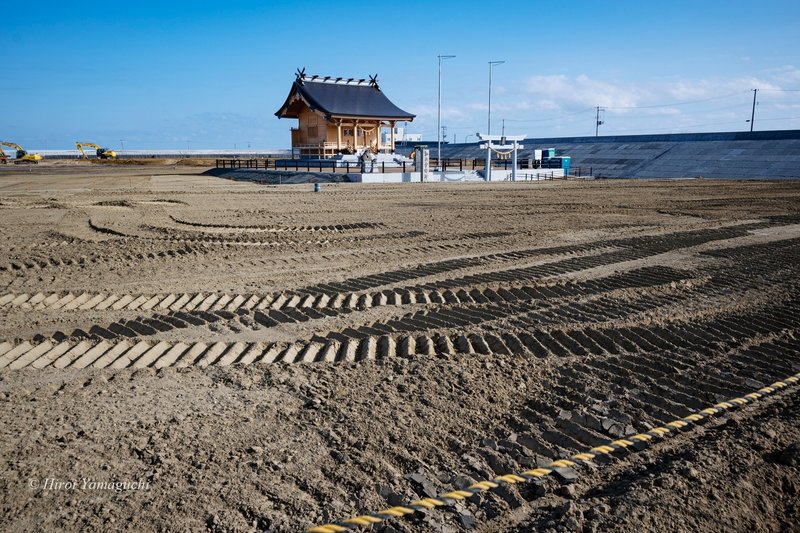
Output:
[{"xmin": 0, "ymin": 163, "xmax": 799, "ymax": 532}]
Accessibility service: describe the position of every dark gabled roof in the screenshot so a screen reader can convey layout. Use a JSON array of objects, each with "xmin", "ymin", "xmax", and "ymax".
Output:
[{"xmin": 275, "ymin": 73, "xmax": 415, "ymax": 121}]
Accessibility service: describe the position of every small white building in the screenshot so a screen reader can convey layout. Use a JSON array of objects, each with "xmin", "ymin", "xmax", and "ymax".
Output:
[{"xmin": 381, "ymin": 125, "xmax": 421, "ymax": 145}]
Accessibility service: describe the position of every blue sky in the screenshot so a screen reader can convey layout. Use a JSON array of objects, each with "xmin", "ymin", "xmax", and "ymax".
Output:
[{"xmin": 4, "ymin": 0, "xmax": 800, "ymax": 150}]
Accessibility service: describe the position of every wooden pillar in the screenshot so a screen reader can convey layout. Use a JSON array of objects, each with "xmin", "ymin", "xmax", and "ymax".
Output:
[
  {"xmin": 375, "ymin": 121, "xmax": 381, "ymax": 152},
  {"xmin": 390, "ymin": 121, "xmax": 396, "ymax": 152},
  {"xmin": 336, "ymin": 120, "xmax": 342, "ymax": 151}
]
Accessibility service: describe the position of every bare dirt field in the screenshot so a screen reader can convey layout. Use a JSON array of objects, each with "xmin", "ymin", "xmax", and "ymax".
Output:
[{"xmin": 1, "ymin": 163, "xmax": 799, "ymax": 533}]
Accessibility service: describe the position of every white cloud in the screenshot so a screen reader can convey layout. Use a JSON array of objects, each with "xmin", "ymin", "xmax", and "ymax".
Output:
[
  {"xmin": 521, "ymin": 73, "xmax": 789, "ymax": 110},
  {"xmin": 523, "ymin": 74, "xmax": 644, "ymax": 108},
  {"xmin": 402, "ymin": 66, "xmax": 800, "ymax": 139},
  {"xmin": 766, "ymin": 65, "xmax": 800, "ymax": 83},
  {"xmin": 412, "ymin": 104, "xmax": 469, "ymax": 122},
  {"xmin": 501, "ymin": 67, "xmax": 800, "ymax": 135}
]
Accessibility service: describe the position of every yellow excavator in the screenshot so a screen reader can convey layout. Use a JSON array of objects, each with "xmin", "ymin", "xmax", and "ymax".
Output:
[
  {"xmin": 0, "ymin": 141, "xmax": 43, "ymax": 164},
  {"xmin": 75, "ymin": 142, "xmax": 117, "ymax": 159}
]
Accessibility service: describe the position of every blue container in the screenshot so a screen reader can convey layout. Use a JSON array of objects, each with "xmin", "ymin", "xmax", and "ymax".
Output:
[
  {"xmin": 561, "ymin": 156, "xmax": 571, "ymax": 176},
  {"xmin": 314, "ymin": 183, "xmax": 321, "ymax": 193}
]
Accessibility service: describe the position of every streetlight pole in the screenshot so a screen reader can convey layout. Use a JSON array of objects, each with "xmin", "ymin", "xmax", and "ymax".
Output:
[
  {"xmin": 488, "ymin": 60, "xmax": 505, "ymax": 135},
  {"xmin": 749, "ymin": 89, "xmax": 758, "ymax": 132},
  {"xmin": 437, "ymin": 54, "xmax": 455, "ymax": 171}
]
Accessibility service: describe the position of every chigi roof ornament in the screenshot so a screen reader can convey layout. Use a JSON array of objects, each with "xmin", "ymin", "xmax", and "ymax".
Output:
[{"xmin": 295, "ymin": 68, "xmax": 381, "ymax": 87}]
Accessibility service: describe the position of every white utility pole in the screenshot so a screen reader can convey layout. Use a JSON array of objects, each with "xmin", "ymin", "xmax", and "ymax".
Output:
[
  {"xmin": 437, "ymin": 54, "xmax": 455, "ymax": 171},
  {"xmin": 488, "ymin": 60, "xmax": 505, "ymax": 135}
]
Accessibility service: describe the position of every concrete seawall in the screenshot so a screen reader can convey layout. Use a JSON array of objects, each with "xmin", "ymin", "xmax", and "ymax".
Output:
[{"xmin": 431, "ymin": 129, "xmax": 800, "ymax": 179}]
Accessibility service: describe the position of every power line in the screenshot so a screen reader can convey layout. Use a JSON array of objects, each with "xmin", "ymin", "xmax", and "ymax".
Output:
[
  {"xmin": 493, "ymin": 92, "xmax": 755, "ymax": 125},
  {"xmin": 603, "ymin": 102, "xmax": 750, "ymax": 119},
  {"xmin": 503, "ymin": 107, "xmax": 596, "ymax": 123},
  {"xmin": 603, "ymin": 120, "xmax": 742, "ymax": 134},
  {"xmin": 473, "ymin": 90, "xmax": 800, "ymax": 127},
  {"xmin": 757, "ymin": 115, "xmax": 800, "ymax": 121},
  {"xmin": 604, "ymin": 91, "xmax": 747, "ymax": 109},
  {"xmin": 504, "ymin": 94, "xmax": 798, "ymax": 124}
]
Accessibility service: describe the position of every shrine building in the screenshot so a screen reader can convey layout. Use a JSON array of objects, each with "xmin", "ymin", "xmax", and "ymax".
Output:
[{"xmin": 275, "ymin": 70, "xmax": 415, "ymax": 158}]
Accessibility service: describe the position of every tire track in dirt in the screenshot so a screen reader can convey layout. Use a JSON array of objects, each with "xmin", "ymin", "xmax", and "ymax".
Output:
[
  {"xmin": 0, "ymin": 265, "xmax": 692, "ymax": 344},
  {"xmin": 0, "ymin": 220, "xmax": 518, "ymax": 278},
  {"xmin": 2, "ymin": 267, "xmax": 797, "ymax": 371},
  {"xmin": 0, "ymin": 216, "xmax": 775, "ymax": 285},
  {"xmin": 2, "ymin": 221, "xmax": 795, "ymax": 348},
  {"xmin": 0, "ymin": 293, "xmax": 797, "ymax": 381},
  {"xmin": 67, "ymin": 266, "xmax": 700, "ymax": 343},
  {"xmin": 0, "ymin": 241, "xmax": 203, "ymax": 274},
  {"xmin": 0, "ymin": 230, "xmax": 622, "ymax": 309},
  {"xmin": 2, "ymin": 221, "xmax": 797, "ymax": 363},
  {"xmin": 169, "ymin": 215, "xmax": 385, "ymax": 232},
  {"xmin": 0, "ymin": 220, "xmax": 783, "ymax": 312},
  {"xmin": 476, "ymin": 333, "xmax": 800, "ymax": 477}
]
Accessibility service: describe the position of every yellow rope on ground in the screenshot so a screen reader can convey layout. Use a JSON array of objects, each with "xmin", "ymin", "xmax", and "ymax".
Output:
[{"xmin": 306, "ymin": 371, "xmax": 800, "ymax": 532}]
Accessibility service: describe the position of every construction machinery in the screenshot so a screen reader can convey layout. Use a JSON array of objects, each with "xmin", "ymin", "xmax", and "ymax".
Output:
[
  {"xmin": 0, "ymin": 141, "xmax": 43, "ymax": 163},
  {"xmin": 75, "ymin": 142, "xmax": 117, "ymax": 159}
]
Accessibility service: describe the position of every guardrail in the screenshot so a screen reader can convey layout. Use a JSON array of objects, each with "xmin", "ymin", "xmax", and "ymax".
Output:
[
  {"xmin": 214, "ymin": 159, "xmax": 592, "ymax": 177},
  {"xmin": 517, "ymin": 168, "xmax": 593, "ymax": 180},
  {"xmin": 517, "ymin": 171, "xmax": 561, "ymax": 181},
  {"xmin": 215, "ymin": 159, "xmax": 413, "ymax": 173},
  {"xmin": 433, "ymin": 158, "xmax": 568, "ymax": 170},
  {"xmin": 35, "ymin": 152, "xmax": 291, "ymax": 160}
]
